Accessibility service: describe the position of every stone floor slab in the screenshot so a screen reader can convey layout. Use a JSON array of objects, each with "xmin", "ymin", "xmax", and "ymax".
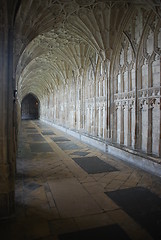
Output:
[
  {"xmin": 51, "ymin": 137, "xmax": 71, "ymax": 142},
  {"xmin": 48, "ymin": 178, "xmax": 101, "ymax": 218},
  {"xmin": 57, "ymin": 142, "xmax": 81, "ymax": 150},
  {"xmin": 26, "ymin": 129, "xmax": 39, "ymax": 133},
  {"xmin": 71, "ymin": 151, "xmax": 89, "ymax": 157},
  {"xmin": 28, "ymin": 134, "xmax": 45, "ymax": 141},
  {"xmin": 41, "ymin": 131, "xmax": 56, "ymax": 135},
  {"xmin": 30, "ymin": 143, "xmax": 54, "ymax": 152},
  {"xmin": 106, "ymin": 187, "xmax": 161, "ymax": 240},
  {"xmin": 72, "ymin": 156, "xmax": 118, "ymax": 174},
  {"xmin": 2, "ymin": 120, "xmax": 161, "ymax": 240}
]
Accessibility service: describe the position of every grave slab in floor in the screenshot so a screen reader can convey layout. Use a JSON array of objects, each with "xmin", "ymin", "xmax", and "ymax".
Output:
[
  {"xmin": 72, "ymin": 156, "xmax": 118, "ymax": 174},
  {"xmin": 30, "ymin": 143, "xmax": 54, "ymax": 152},
  {"xmin": 28, "ymin": 134, "xmax": 45, "ymax": 141},
  {"xmin": 4, "ymin": 120, "xmax": 161, "ymax": 240},
  {"xmin": 57, "ymin": 142, "xmax": 81, "ymax": 150},
  {"xmin": 58, "ymin": 224, "xmax": 131, "ymax": 240},
  {"xmin": 36, "ymin": 123, "xmax": 50, "ymax": 129},
  {"xmin": 51, "ymin": 137, "xmax": 71, "ymax": 142},
  {"xmin": 26, "ymin": 129, "xmax": 39, "ymax": 133},
  {"xmin": 41, "ymin": 131, "xmax": 56, "ymax": 135},
  {"xmin": 106, "ymin": 187, "xmax": 161, "ymax": 240},
  {"xmin": 71, "ymin": 151, "xmax": 89, "ymax": 157},
  {"xmin": 48, "ymin": 178, "xmax": 101, "ymax": 218}
]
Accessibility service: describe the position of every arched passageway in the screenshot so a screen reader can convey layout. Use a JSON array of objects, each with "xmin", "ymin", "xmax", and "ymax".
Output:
[
  {"xmin": 0, "ymin": 0, "xmax": 161, "ymax": 221},
  {"xmin": 21, "ymin": 94, "xmax": 39, "ymax": 120}
]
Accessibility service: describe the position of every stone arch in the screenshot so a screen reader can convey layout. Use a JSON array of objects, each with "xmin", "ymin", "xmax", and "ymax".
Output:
[
  {"xmin": 21, "ymin": 93, "xmax": 40, "ymax": 120},
  {"xmin": 135, "ymin": 11, "xmax": 161, "ymax": 156}
]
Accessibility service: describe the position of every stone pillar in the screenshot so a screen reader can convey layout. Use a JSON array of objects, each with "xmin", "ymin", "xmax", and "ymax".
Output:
[{"xmin": 0, "ymin": 1, "xmax": 15, "ymax": 219}]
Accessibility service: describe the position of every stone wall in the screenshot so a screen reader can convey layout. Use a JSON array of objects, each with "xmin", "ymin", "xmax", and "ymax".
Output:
[
  {"xmin": 40, "ymin": 5, "xmax": 161, "ymax": 159},
  {"xmin": 0, "ymin": 0, "xmax": 16, "ymax": 218},
  {"xmin": 0, "ymin": 0, "xmax": 160, "ymax": 220},
  {"xmin": 112, "ymin": 9, "xmax": 161, "ymax": 157},
  {"xmin": 40, "ymin": 53, "xmax": 108, "ymax": 140}
]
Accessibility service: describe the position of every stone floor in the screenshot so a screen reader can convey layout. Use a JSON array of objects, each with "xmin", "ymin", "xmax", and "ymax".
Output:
[{"xmin": 1, "ymin": 120, "xmax": 161, "ymax": 240}]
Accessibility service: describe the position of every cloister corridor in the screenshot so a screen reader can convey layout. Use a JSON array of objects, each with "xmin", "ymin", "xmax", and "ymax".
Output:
[
  {"xmin": 0, "ymin": 119, "xmax": 161, "ymax": 240},
  {"xmin": 0, "ymin": 0, "xmax": 161, "ymax": 239}
]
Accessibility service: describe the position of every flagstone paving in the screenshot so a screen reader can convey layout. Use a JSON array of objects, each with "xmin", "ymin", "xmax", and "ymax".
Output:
[{"xmin": 1, "ymin": 120, "xmax": 161, "ymax": 240}]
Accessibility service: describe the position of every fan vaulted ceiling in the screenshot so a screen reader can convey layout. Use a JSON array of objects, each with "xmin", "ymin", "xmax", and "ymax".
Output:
[{"xmin": 14, "ymin": 0, "xmax": 161, "ymax": 101}]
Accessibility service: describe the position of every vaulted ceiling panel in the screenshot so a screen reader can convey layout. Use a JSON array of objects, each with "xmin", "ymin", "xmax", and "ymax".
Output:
[{"xmin": 14, "ymin": 0, "xmax": 159, "ymax": 102}]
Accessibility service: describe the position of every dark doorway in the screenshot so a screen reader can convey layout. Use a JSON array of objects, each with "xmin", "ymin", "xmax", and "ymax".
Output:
[{"xmin": 21, "ymin": 94, "xmax": 39, "ymax": 120}]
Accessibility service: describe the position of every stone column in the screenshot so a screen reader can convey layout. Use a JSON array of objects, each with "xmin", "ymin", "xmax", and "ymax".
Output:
[{"xmin": 0, "ymin": 1, "xmax": 15, "ymax": 219}]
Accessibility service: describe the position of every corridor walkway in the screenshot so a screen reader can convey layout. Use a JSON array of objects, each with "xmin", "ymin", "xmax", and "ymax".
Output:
[{"xmin": 1, "ymin": 120, "xmax": 161, "ymax": 240}]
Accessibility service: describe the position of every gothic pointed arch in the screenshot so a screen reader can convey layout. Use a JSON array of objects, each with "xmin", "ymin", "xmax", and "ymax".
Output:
[{"xmin": 21, "ymin": 93, "xmax": 40, "ymax": 120}]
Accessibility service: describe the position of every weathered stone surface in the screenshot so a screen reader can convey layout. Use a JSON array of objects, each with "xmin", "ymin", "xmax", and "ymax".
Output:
[
  {"xmin": 15, "ymin": 1, "xmax": 161, "ymax": 158},
  {"xmin": 0, "ymin": 0, "xmax": 161, "ymax": 219}
]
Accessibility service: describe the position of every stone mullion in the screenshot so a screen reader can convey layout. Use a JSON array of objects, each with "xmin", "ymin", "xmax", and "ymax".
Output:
[
  {"xmin": 129, "ymin": 68, "xmax": 132, "ymax": 92},
  {"xmin": 94, "ymin": 72, "xmax": 97, "ymax": 136},
  {"xmin": 76, "ymin": 77, "xmax": 80, "ymax": 130},
  {"xmin": 98, "ymin": 106, "xmax": 100, "ymax": 137},
  {"xmin": 100, "ymin": 106, "xmax": 103, "ymax": 138},
  {"xmin": 85, "ymin": 101, "xmax": 88, "ymax": 133},
  {"xmin": 128, "ymin": 107, "xmax": 132, "ymax": 147},
  {"xmin": 135, "ymin": 62, "xmax": 142, "ymax": 151},
  {"xmin": 117, "ymin": 105, "xmax": 121, "ymax": 144},
  {"xmin": 131, "ymin": 104, "xmax": 136, "ymax": 148},
  {"xmin": 128, "ymin": 69, "xmax": 132, "ymax": 147},
  {"xmin": 120, "ymin": 70, "xmax": 124, "ymax": 145},
  {"xmin": 147, "ymin": 62, "xmax": 153, "ymax": 154},
  {"xmin": 64, "ymin": 84, "xmax": 66, "ymax": 127},
  {"xmin": 52, "ymin": 92, "xmax": 55, "ymax": 120},
  {"xmin": 113, "ymin": 104, "xmax": 117, "ymax": 143},
  {"xmin": 120, "ymin": 106, "xmax": 124, "ymax": 145},
  {"xmin": 88, "ymin": 106, "xmax": 91, "ymax": 134},
  {"xmin": 66, "ymin": 83, "xmax": 69, "ymax": 127},
  {"xmin": 124, "ymin": 105, "xmax": 128, "ymax": 146},
  {"xmin": 56, "ymin": 92, "xmax": 58, "ymax": 121},
  {"xmin": 79, "ymin": 75, "xmax": 83, "ymax": 130},
  {"xmin": 82, "ymin": 74, "xmax": 86, "ymax": 130},
  {"xmin": 63, "ymin": 84, "xmax": 66, "ymax": 127},
  {"xmin": 112, "ymin": 73, "xmax": 117, "ymax": 143},
  {"xmin": 74, "ymin": 79, "xmax": 77, "ymax": 129},
  {"xmin": 103, "ymin": 104, "xmax": 106, "ymax": 139},
  {"xmin": 95, "ymin": 73, "xmax": 99, "ymax": 136},
  {"xmin": 101, "ymin": 66, "xmax": 107, "ymax": 139}
]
